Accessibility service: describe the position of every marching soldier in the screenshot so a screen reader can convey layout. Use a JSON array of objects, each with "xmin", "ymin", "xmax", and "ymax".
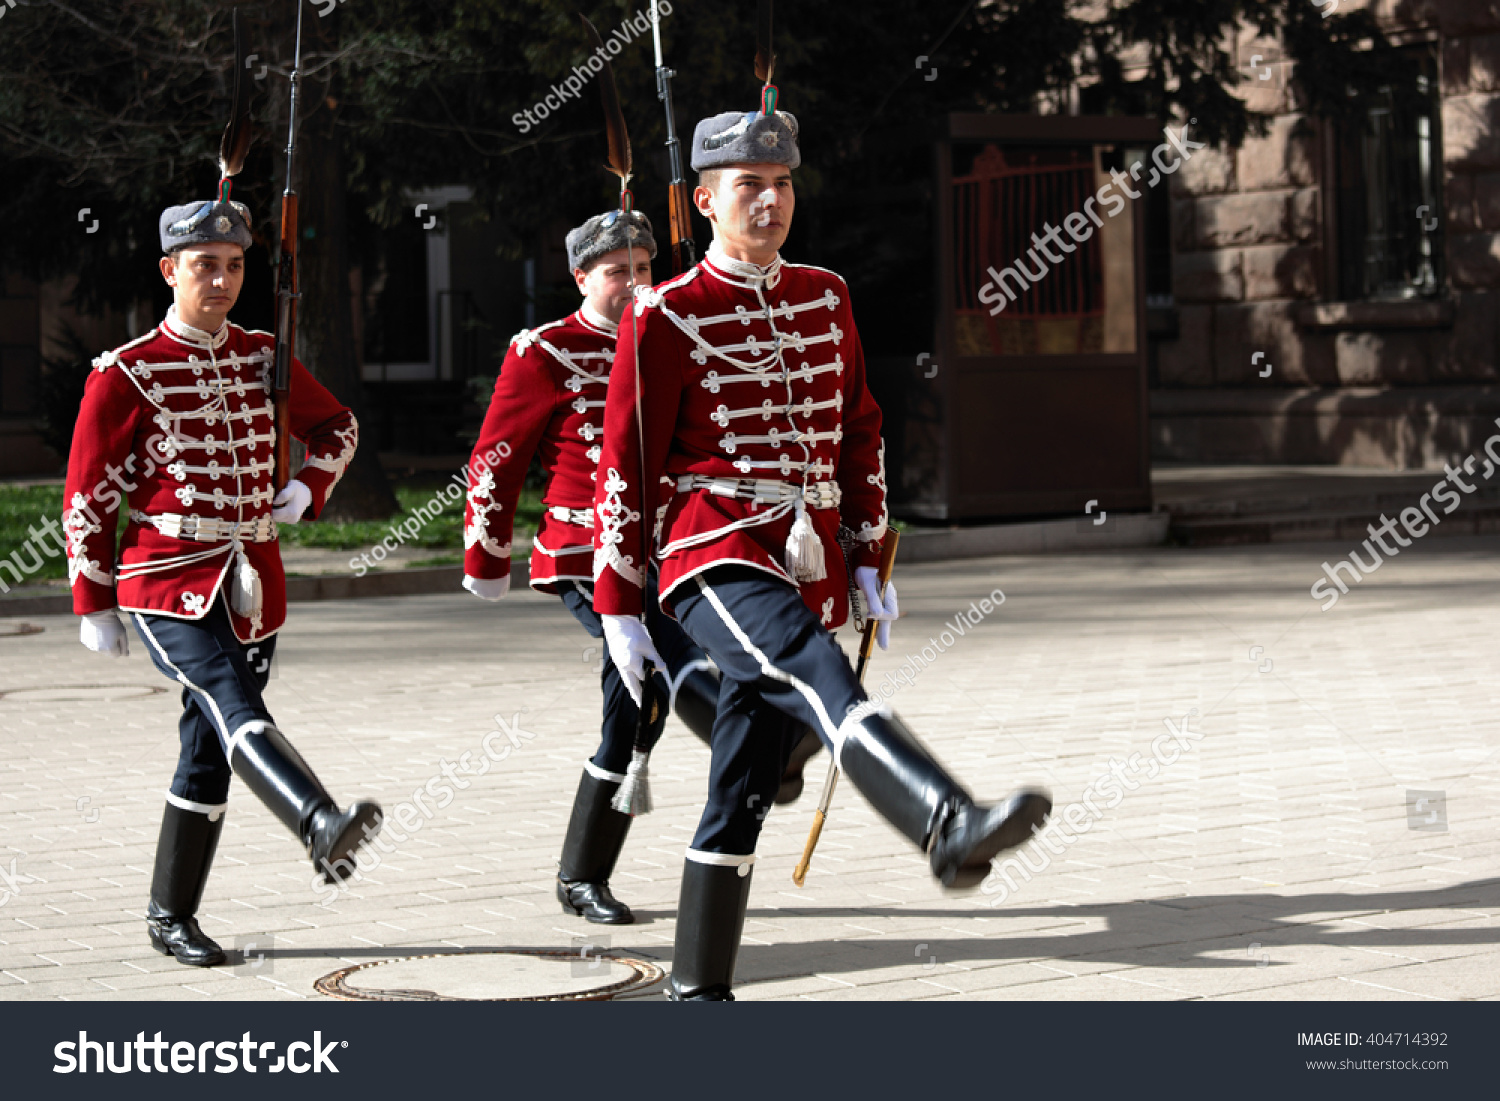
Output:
[
  {"xmin": 64, "ymin": 198, "xmax": 382, "ymax": 966},
  {"xmin": 461, "ymin": 209, "xmax": 817, "ymax": 925},
  {"xmin": 592, "ymin": 101, "xmax": 1053, "ymax": 999}
]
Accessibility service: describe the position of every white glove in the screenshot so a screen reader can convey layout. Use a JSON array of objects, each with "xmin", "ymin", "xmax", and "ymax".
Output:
[
  {"xmin": 463, "ymin": 574, "xmax": 511, "ymax": 601},
  {"xmin": 80, "ymin": 609, "xmax": 130, "ymax": 657},
  {"xmin": 855, "ymin": 566, "xmax": 900, "ymax": 650},
  {"xmin": 601, "ymin": 614, "xmax": 664, "ymax": 707},
  {"xmin": 271, "ymin": 479, "xmax": 313, "ymax": 524}
]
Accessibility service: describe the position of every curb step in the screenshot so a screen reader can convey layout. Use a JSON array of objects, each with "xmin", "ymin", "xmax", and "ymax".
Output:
[
  {"xmin": 1170, "ymin": 504, "xmax": 1500, "ymax": 546},
  {"xmin": 0, "ymin": 562, "xmax": 533, "ymax": 620}
]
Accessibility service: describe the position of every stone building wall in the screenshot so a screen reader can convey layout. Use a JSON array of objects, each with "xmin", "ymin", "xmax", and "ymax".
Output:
[{"xmin": 1151, "ymin": 0, "xmax": 1500, "ymax": 469}]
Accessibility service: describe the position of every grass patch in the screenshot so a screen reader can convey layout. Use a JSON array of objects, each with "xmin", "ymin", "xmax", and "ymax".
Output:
[
  {"xmin": 0, "ymin": 478, "xmax": 544, "ymax": 586},
  {"xmin": 0, "ymin": 484, "xmax": 90, "ymax": 585},
  {"xmin": 278, "ymin": 479, "xmax": 542, "ymax": 552}
]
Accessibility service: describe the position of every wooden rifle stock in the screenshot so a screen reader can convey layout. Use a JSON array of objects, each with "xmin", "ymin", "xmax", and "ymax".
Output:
[
  {"xmin": 650, "ymin": 0, "xmax": 694, "ymax": 277},
  {"xmin": 667, "ymin": 181, "xmax": 696, "ymax": 275}
]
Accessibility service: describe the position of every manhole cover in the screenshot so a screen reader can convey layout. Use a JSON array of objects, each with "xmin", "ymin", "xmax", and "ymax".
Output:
[
  {"xmin": 314, "ymin": 948, "xmax": 664, "ymax": 1002},
  {"xmin": 0, "ymin": 623, "xmax": 43, "ymax": 638},
  {"xmin": 0, "ymin": 684, "xmax": 166, "ymax": 703}
]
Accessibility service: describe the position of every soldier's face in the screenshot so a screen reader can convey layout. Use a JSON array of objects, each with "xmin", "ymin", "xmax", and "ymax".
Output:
[
  {"xmin": 575, "ymin": 248, "xmax": 653, "ymax": 325},
  {"xmin": 160, "ymin": 244, "xmax": 244, "ymax": 329},
  {"xmin": 695, "ymin": 165, "xmax": 794, "ymax": 263}
]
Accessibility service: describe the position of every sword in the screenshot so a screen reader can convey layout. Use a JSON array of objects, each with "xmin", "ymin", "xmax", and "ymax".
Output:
[
  {"xmin": 792, "ymin": 530, "xmax": 899, "ymax": 886},
  {"xmin": 579, "ymin": 13, "xmax": 659, "ymax": 815}
]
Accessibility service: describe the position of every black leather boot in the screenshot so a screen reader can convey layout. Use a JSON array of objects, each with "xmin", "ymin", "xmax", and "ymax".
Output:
[
  {"xmin": 229, "ymin": 723, "xmax": 382, "ymax": 884},
  {"xmin": 838, "ymin": 712, "xmax": 1051, "ymax": 890},
  {"xmin": 666, "ymin": 859, "xmax": 754, "ymax": 1001},
  {"xmin": 146, "ymin": 802, "xmax": 226, "ymax": 967},
  {"xmin": 671, "ymin": 661, "xmax": 721, "ymax": 744},
  {"xmin": 557, "ymin": 769, "xmax": 634, "ymax": 924},
  {"xmin": 776, "ymin": 727, "xmax": 824, "ymax": 805},
  {"xmin": 673, "ymin": 663, "xmax": 822, "ymax": 805}
]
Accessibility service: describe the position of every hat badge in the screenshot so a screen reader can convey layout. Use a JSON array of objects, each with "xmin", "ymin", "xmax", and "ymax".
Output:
[
  {"xmin": 215, "ymin": 215, "xmax": 233, "ymax": 234},
  {"xmin": 759, "ymin": 130, "xmax": 780, "ymax": 149}
]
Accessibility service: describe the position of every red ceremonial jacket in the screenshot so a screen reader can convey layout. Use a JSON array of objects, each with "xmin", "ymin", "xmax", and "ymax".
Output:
[
  {"xmin": 464, "ymin": 305, "xmax": 617, "ymax": 593},
  {"xmin": 591, "ymin": 246, "xmax": 888, "ymax": 627},
  {"xmin": 64, "ymin": 308, "xmax": 357, "ymax": 642}
]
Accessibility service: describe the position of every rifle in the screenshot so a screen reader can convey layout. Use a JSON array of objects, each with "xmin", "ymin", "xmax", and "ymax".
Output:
[
  {"xmin": 272, "ymin": 0, "xmax": 307, "ymax": 493},
  {"xmin": 649, "ymin": 0, "xmax": 694, "ymax": 275}
]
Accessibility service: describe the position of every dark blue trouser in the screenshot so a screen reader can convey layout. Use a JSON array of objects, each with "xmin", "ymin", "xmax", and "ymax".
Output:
[
  {"xmin": 558, "ymin": 572, "xmax": 713, "ymax": 777},
  {"xmin": 668, "ymin": 566, "xmax": 869, "ymax": 859},
  {"xmin": 131, "ymin": 596, "xmax": 277, "ymax": 809}
]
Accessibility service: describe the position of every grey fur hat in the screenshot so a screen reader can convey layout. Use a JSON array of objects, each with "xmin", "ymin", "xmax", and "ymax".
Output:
[
  {"xmin": 159, "ymin": 200, "xmax": 253, "ymax": 254},
  {"xmin": 565, "ymin": 208, "xmax": 658, "ymax": 273},
  {"xmin": 690, "ymin": 109, "xmax": 801, "ymax": 172}
]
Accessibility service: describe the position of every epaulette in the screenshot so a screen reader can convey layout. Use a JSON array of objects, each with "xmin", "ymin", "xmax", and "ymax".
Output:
[
  {"xmin": 634, "ymin": 266, "xmax": 700, "ymax": 313},
  {"xmin": 91, "ymin": 329, "xmax": 158, "ymax": 372},
  {"xmin": 782, "ymin": 262, "xmax": 849, "ymax": 288},
  {"xmin": 512, "ymin": 317, "xmax": 568, "ymax": 355}
]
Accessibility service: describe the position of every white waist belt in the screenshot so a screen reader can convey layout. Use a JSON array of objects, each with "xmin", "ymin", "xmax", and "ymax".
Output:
[
  {"xmin": 548, "ymin": 505, "xmax": 596, "ymax": 528},
  {"xmin": 130, "ymin": 510, "xmax": 278, "ymax": 544},
  {"xmin": 676, "ymin": 475, "xmax": 841, "ymax": 510}
]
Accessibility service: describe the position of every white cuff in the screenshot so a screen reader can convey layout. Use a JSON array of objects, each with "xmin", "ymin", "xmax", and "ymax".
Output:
[{"xmin": 463, "ymin": 574, "xmax": 511, "ymax": 601}]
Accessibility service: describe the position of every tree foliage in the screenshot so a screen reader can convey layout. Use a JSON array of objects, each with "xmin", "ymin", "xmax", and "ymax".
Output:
[{"xmin": 1, "ymin": 0, "xmax": 1417, "ymax": 475}]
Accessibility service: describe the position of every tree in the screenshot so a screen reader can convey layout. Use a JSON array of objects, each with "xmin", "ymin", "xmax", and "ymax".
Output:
[{"xmin": 1, "ymin": 0, "xmax": 1414, "ymax": 505}]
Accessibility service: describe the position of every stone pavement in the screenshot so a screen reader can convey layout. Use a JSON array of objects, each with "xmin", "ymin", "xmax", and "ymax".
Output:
[{"xmin": 3, "ymin": 536, "xmax": 1500, "ymax": 1002}]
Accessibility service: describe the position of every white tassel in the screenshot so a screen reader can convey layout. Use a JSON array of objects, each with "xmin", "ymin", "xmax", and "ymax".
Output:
[
  {"xmin": 785, "ymin": 498, "xmax": 826, "ymax": 582},
  {"xmin": 610, "ymin": 748, "xmax": 653, "ymax": 816},
  {"xmin": 230, "ymin": 547, "xmax": 262, "ymax": 619}
]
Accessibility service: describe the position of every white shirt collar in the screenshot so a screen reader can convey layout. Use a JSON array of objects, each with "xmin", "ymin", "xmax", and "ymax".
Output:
[
  {"xmin": 579, "ymin": 301, "xmax": 619, "ymax": 335},
  {"xmin": 162, "ymin": 306, "xmax": 229, "ymax": 351},
  {"xmin": 704, "ymin": 241, "xmax": 784, "ymax": 291}
]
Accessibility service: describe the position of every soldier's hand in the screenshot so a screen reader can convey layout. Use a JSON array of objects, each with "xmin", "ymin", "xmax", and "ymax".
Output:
[
  {"xmin": 855, "ymin": 566, "xmax": 900, "ymax": 650},
  {"xmin": 80, "ymin": 609, "xmax": 130, "ymax": 658},
  {"xmin": 271, "ymin": 479, "xmax": 313, "ymax": 524},
  {"xmin": 601, "ymin": 614, "xmax": 664, "ymax": 707},
  {"xmin": 463, "ymin": 574, "xmax": 511, "ymax": 601}
]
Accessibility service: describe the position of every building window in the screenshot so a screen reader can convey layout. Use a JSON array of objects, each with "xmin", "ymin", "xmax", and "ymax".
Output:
[{"xmin": 1332, "ymin": 47, "xmax": 1441, "ymax": 301}]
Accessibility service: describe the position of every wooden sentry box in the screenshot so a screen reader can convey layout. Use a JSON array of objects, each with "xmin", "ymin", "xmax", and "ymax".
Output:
[{"xmin": 869, "ymin": 113, "xmax": 1160, "ymax": 522}]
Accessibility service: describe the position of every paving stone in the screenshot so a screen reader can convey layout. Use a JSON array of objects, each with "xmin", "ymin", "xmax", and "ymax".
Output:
[{"xmin": 4, "ymin": 542, "xmax": 1500, "ymax": 1000}]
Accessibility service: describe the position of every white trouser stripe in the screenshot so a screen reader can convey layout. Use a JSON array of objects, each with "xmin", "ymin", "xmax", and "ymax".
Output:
[
  {"xmin": 165, "ymin": 792, "xmax": 228, "ymax": 821},
  {"xmin": 584, "ymin": 759, "xmax": 627, "ymax": 784},
  {"xmin": 835, "ymin": 700, "xmax": 892, "ymax": 767},
  {"xmin": 667, "ymin": 657, "xmax": 716, "ymax": 713},
  {"xmin": 226, "ymin": 719, "xmax": 272, "ymax": 767},
  {"xmin": 685, "ymin": 848, "xmax": 756, "ymax": 867},
  {"xmin": 695, "ymin": 576, "xmax": 845, "ymax": 757},
  {"xmin": 133, "ymin": 613, "xmax": 230, "ymax": 744}
]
